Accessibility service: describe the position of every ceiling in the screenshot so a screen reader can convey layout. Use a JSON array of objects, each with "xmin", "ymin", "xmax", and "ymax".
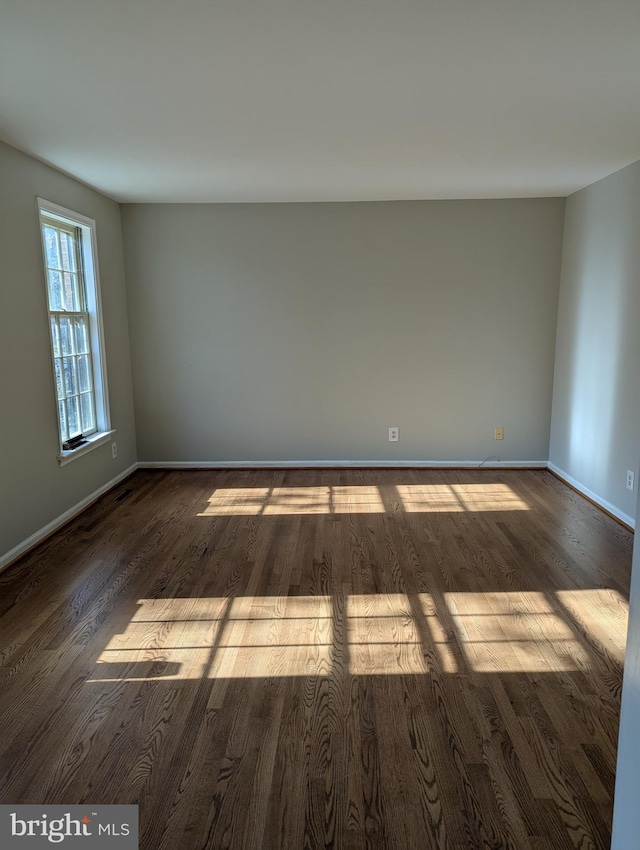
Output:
[{"xmin": 2, "ymin": 0, "xmax": 640, "ymax": 203}]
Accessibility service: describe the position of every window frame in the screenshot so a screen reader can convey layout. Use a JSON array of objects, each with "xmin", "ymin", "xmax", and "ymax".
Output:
[{"xmin": 37, "ymin": 198, "xmax": 114, "ymax": 465}]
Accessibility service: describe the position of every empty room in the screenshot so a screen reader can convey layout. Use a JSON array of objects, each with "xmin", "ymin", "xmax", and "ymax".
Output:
[{"xmin": 1, "ymin": 2, "xmax": 640, "ymax": 849}]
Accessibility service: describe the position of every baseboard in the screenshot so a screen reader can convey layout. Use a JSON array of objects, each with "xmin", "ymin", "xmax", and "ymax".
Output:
[
  {"xmin": 548, "ymin": 462, "xmax": 635, "ymax": 531},
  {"xmin": 138, "ymin": 459, "xmax": 548, "ymax": 470},
  {"xmin": 0, "ymin": 463, "xmax": 138, "ymax": 573}
]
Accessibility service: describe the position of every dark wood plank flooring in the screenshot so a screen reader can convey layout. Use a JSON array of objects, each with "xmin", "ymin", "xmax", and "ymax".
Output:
[{"xmin": 0, "ymin": 468, "xmax": 633, "ymax": 849}]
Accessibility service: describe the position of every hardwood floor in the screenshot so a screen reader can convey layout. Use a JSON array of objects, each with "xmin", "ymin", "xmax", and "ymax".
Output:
[{"xmin": 0, "ymin": 468, "xmax": 633, "ymax": 849}]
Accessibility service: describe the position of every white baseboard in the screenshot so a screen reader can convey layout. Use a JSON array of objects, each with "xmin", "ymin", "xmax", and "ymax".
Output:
[
  {"xmin": 0, "ymin": 463, "xmax": 138, "ymax": 573},
  {"xmin": 138, "ymin": 459, "xmax": 548, "ymax": 469},
  {"xmin": 548, "ymin": 462, "xmax": 635, "ymax": 530}
]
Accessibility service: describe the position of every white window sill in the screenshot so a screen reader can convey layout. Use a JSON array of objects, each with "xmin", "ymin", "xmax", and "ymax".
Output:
[{"xmin": 58, "ymin": 430, "xmax": 116, "ymax": 467}]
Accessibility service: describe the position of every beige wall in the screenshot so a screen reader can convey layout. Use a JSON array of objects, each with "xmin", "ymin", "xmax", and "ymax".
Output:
[
  {"xmin": 0, "ymin": 141, "xmax": 137, "ymax": 562},
  {"xmin": 549, "ymin": 160, "xmax": 640, "ymax": 525},
  {"xmin": 122, "ymin": 199, "xmax": 565, "ymax": 465}
]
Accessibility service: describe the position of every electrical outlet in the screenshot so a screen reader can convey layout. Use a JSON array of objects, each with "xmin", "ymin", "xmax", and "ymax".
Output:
[
  {"xmin": 627, "ymin": 469, "xmax": 635, "ymax": 491},
  {"xmin": 111, "ymin": 441, "xmax": 118, "ymax": 460},
  {"xmin": 494, "ymin": 426, "xmax": 504, "ymax": 440},
  {"xmin": 388, "ymin": 427, "xmax": 399, "ymax": 442}
]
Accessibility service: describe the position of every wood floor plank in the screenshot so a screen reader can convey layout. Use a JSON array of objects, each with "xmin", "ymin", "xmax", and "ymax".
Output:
[{"xmin": 0, "ymin": 468, "xmax": 632, "ymax": 849}]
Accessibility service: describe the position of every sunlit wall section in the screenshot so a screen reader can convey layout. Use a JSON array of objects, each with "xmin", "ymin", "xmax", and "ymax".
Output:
[{"xmin": 549, "ymin": 159, "xmax": 640, "ymax": 527}]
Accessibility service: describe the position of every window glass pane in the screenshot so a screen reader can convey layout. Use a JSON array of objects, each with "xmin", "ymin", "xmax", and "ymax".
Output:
[
  {"xmin": 74, "ymin": 316, "xmax": 89, "ymax": 354},
  {"xmin": 59, "ymin": 230, "xmax": 76, "ymax": 272},
  {"xmin": 48, "ymin": 270, "xmax": 63, "ymax": 310},
  {"xmin": 66, "ymin": 396, "xmax": 80, "ymax": 438},
  {"xmin": 54, "ymin": 359, "xmax": 64, "ymax": 399},
  {"xmin": 77, "ymin": 354, "xmax": 92, "ymax": 392},
  {"xmin": 63, "ymin": 272, "xmax": 82, "ymax": 311},
  {"xmin": 45, "ymin": 226, "xmax": 60, "ymax": 269},
  {"xmin": 80, "ymin": 392, "xmax": 95, "ymax": 433},
  {"xmin": 63, "ymin": 357, "xmax": 77, "ymax": 396},
  {"xmin": 50, "ymin": 317, "xmax": 61, "ymax": 357},
  {"xmin": 60, "ymin": 317, "xmax": 74, "ymax": 355},
  {"xmin": 58, "ymin": 400, "xmax": 68, "ymax": 442}
]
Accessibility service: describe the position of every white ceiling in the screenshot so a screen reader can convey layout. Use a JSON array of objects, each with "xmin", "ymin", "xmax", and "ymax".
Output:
[{"xmin": 2, "ymin": 0, "xmax": 640, "ymax": 203}]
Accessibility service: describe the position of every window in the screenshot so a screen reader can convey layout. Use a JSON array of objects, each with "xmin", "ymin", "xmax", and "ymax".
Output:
[{"xmin": 38, "ymin": 199, "xmax": 112, "ymax": 464}]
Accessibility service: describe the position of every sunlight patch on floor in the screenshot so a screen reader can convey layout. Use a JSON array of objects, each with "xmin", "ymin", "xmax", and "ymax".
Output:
[
  {"xmin": 198, "ymin": 486, "xmax": 385, "ymax": 515},
  {"xmin": 555, "ymin": 588, "xmax": 628, "ymax": 663},
  {"xmin": 87, "ymin": 588, "xmax": 625, "ymax": 682},
  {"xmin": 396, "ymin": 483, "xmax": 531, "ymax": 513},
  {"xmin": 197, "ymin": 483, "xmax": 531, "ymax": 516},
  {"xmin": 91, "ymin": 595, "xmax": 434, "ymax": 680},
  {"xmin": 445, "ymin": 590, "xmax": 628, "ymax": 673}
]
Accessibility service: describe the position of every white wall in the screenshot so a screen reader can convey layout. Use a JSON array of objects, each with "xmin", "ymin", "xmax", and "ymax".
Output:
[
  {"xmin": 549, "ymin": 160, "xmax": 640, "ymax": 526},
  {"xmin": 122, "ymin": 199, "xmax": 565, "ymax": 465},
  {"xmin": 0, "ymin": 141, "xmax": 137, "ymax": 563}
]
